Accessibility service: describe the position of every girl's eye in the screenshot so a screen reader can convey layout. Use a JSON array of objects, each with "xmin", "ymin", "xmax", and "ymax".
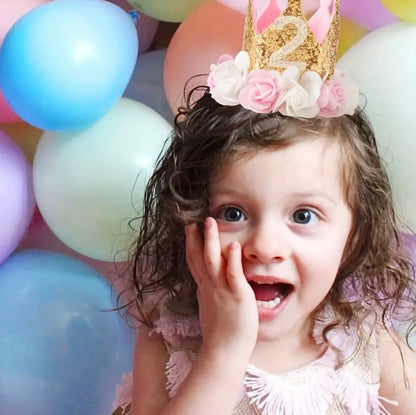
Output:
[
  {"xmin": 219, "ymin": 207, "xmax": 246, "ymax": 222},
  {"xmin": 291, "ymin": 209, "xmax": 318, "ymax": 225}
]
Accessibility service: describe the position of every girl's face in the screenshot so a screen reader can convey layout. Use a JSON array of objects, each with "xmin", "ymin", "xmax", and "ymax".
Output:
[{"xmin": 209, "ymin": 137, "xmax": 352, "ymax": 343}]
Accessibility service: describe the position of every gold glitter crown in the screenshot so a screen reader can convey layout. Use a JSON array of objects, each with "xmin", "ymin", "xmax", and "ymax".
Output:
[{"xmin": 243, "ymin": 0, "xmax": 340, "ymax": 77}]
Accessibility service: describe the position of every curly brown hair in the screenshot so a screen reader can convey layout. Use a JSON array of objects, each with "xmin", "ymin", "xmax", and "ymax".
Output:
[{"xmin": 124, "ymin": 86, "xmax": 416, "ymax": 345}]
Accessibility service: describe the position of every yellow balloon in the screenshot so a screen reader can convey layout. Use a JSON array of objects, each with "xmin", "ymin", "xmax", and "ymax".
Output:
[
  {"xmin": 381, "ymin": 0, "xmax": 416, "ymax": 22},
  {"xmin": 338, "ymin": 17, "xmax": 368, "ymax": 59}
]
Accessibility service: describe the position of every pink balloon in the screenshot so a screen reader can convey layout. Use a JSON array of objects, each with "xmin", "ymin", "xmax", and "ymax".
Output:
[
  {"xmin": 164, "ymin": 1, "xmax": 245, "ymax": 113},
  {"xmin": 107, "ymin": 0, "xmax": 159, "ymax": 53},
  {"xmin": 0, "ymin": 130, "xmax": 35, "ymax": 265},
  {"xmin": 215, "ymin": 0, "xmax": 321, "ymax": 15},
  {"xmin": 19, "ymin": 208, "xmax": 129, "ymax": 289},
  {"xmin": 340, "ymin": 0, "xmax": 398, "ymax": 30},
  {"xmin": 0, "ymin": 0, "xmax": 50, "ymax": 122},
  {"xmin": 216, "ymin": 0, "xmax": 398, "ymax": 31}
]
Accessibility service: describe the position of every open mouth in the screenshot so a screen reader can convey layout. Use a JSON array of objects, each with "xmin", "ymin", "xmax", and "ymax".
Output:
[{"xmin": 248, "ymin": 281, "xmax": 294, "ymax": 309}]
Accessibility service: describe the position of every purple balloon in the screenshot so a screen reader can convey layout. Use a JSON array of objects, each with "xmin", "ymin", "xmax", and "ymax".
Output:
[
  {"xmin": 0, "ymin": 130, "xmax": 35, "ymax": 264},
  {"xmin": 340, "ymin": 0, "xmax": 398, "ymax": 31}
]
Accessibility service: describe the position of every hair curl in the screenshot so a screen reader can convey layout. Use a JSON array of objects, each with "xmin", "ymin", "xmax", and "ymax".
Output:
[{"xmin": 123, "ymin": 86, "xmax": 416, "ymax": 346}]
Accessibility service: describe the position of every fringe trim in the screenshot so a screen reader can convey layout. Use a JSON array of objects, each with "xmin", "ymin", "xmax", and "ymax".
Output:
[
  {"xmin": 152, "ymin": 314, "xmax": 201, "ymax": 344},
  {"xmin": 165, "ymin": 350, "xmax": 194, "ymax": 398},
  {"xmin": 244, "ymin": 363, "xmax": 335, "ymax": 415},
  {"xmin": 112, "ymin": 372, "xmax": 133, "ymax": 412}
]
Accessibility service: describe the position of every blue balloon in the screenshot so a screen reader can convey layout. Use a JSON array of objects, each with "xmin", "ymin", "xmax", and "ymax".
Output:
[
  {"xmin": 0, "ymin": 249, "xmax": 134, "ymax": 415},
  {"xmin": 0, "ymin": 0, "xmax": 138, "ymax": 130}
]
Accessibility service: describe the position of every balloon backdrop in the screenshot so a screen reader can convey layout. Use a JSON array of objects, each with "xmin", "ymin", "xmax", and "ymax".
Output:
[
  {"xmin": 164, "ymin": 1, "xmax": 245, "ymax": 113},
  {"xmin": 33, "ymin": 98, "xmax": 172, "ymax": 261},
  {"xmin": 125, "ymin": 0, "xmax": 207, "ymax": 22},
  {"xmin": 0, "ymin": 0, "xmax": 138, "ymax": 130},
  {"xmin": 19, "ymin": 208, "xmax": 130, "ymax": 292},
  {"xmin": 340, "ymin": 0, "xmax": 398, "ymax": 31},
  {"xmin": 338, "ymin": 17, "xmax": 368, "ymax": 58},
  {"xmin": 338, "ymin": 23, "xmax": 416, "ymax": 230},
  {"xmin": 381, "ymin": 0, "xmax": 416, "ymax": 22},
  {"xmin": 108, "ymin": 0, "xmax": 159, "ymax": 53},
  {"xmin": 0, "ymin": 130, "xmax": 35, "ymax": 265},
  {"xmin": 1, "ymin": 121, "xmax": 43, "ymax": 163},
  {"xmin": 0, "ymin": 249, "xmax": 134, "ymax": 415},
  {"xmin": 124, "ymin": 49, "xmax": 173, "ymax": 121},
  {"xmin": 0, "ymin": 0, "xmax": 50, "ymax": 123}
]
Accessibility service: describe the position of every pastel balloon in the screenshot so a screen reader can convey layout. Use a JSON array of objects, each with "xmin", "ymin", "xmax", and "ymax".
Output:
[
  {"xmin": 0, "ymin": 0, "xmax": 138, "ymax": 131},
  {"xmin": 124, "ymin": 49, "xmax": 173, "ymax": 122},
  {"xmin": 33, "ymin": 98, "xmax": 172, "ymax": 261},
  {"xmin": 0, "ymin": 249, "xmax": 134, "ymax": 415},
  {"xmin": 340, "ymin": 0, "xmax": 398, "ymax": 31},
  {"xmin": 338, "ymin": 17, "xmax": 368, "ymax": 59},
  {"xmin": 125, "ymin": 0, "xmax": 206, "ymax": 22},
  {"xmin": 0, "ymin": 130, "xmax": 35, "ymax": 265},
  {"xmin": 381, "ymin": 0, "xmax": 416, "ymax": 22},
  {"xmin": 0, "ymin": 0, "xmax": 49, "ymax": 122},
  {"xmin": 19, "ymin": 208, "xmax": 130, "ymax": 289},
  {"xmin": 1, "ymin": 121, "xmax": 43, "ymax": 163},
  {"xmin": 164, "ymin": 1, "xmax": 245, "ymax": 113},
  {"xmin": 216, "ymin": 0, "xmax": 321, "ymax": 15},
  {"xmin": 107, "ymin": 0, "xmax": 159, "ymax": 53},
  {"xmin": 338, "ymin": 23, "xmax": 416, "ymax": 230}
]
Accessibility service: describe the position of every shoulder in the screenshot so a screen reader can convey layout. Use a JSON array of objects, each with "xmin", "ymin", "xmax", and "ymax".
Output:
[{"xmin": 378, "ymin": 329, "xmax": 416, "ymax": 414}]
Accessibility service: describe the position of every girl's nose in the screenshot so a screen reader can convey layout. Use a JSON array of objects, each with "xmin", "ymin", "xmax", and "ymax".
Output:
[{"xmin": 242, "ymin": 223, "xmax": 289, "ymax": 263}]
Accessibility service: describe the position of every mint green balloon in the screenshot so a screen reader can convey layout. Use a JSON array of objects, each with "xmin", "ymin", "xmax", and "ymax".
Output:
[
  {"xmin": 126, "ymin": 0, "xmax": 207, "ymax": 22},
  {"xmin": 33, "ymin": 98, "xmax": 172, "ymax": 261}
]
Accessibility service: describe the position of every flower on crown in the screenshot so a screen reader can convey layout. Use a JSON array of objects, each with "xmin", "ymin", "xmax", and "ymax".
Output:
[{"xmin": 207, "ymin": 0, "xmax": 359, "ymax": 118}]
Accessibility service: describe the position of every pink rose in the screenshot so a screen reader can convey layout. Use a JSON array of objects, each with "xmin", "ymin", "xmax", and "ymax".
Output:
[
  {"xmin": 239, "ymin": 69, "xmax": 285, "ymax": 113},
  {"xmin": 318, "ymin": 72, "xmax": 359, "ymax": 117}
]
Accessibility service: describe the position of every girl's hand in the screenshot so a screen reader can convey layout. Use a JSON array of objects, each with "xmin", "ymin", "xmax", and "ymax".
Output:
[{"xmin": 185, "ymin": 217, "xmax": 258, "ymax": 363}]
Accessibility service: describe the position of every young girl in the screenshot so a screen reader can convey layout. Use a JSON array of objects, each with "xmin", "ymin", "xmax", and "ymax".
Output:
[{"xmin": 112, "ymin": 1, "xmax": 416, "ymax": 414}]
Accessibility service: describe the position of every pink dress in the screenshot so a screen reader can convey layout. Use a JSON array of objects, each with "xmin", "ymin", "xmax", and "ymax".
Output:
[{"xmin": 110, "ymin": 299, "xmax": 396, "ymax": 415}]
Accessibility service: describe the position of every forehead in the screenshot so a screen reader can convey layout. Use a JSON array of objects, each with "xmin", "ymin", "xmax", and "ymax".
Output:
[{"xmin": 211, "ymin": 136, "xmax": 346, "ymax": 199}]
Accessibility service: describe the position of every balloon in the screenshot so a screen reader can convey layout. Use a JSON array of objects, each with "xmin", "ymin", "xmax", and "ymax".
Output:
[
  {"xmin": 33, "ymin": 98, "xmax": 172, "ymax": 261},
  {"xmin": 217, "ymin": 0, "xmax": 398, "ymax": 31},
  {"xmin": 0, "ymin": 0, "xmax": 138, "ymax": 131},
  {"xmin": 340, "ymin": 0, "xmax": 398, "ymax": 31},
  {"xmin": 107, "ymin": 0, "xmax": 159, "ymax": 53},
  {"xmin": 1, "ymin": 121, "xmax": 43, "ymax": 163},
  {"xmin": 0, "ymin": 249, "xmax": 134, "ymax": 415},
  {"xmin": 338, "ymin": 23, "xmax": 416, "ymax": 230},
  {"xmin": 216, "ymin": 0, "xmax": 321, "ymax": 15},
  {"xmin": 125, "ymin": 0, "xmax": 206, "ymax": 22},
  {"xmin": 164, "ymin": 1, "xmax": 245, "ymax": 113},
  {"xmin": 19, "ymin": 208, "xmax": 130, "ymax": 289},
  {"xmin": 124, "ymin": 49, "xmax": 173, "ymax": 122},
  {"xmin": 381, "ymin": 0, "xmax": 416, "ymax": 22},
  {"xmin": 338, "ymin": 17, "xmax": 368, "ymax": 59},
  {"xmin": 0, "ymin": 0, "xmax": 49, "ymax": 122},
  {"xmin": 0, "ymin": 130, "xmax": 35, "ymax": 265}
]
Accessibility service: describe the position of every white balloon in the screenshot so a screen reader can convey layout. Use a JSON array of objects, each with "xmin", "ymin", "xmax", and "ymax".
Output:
[
  {"xmin": 33, "ymin": 98, "xmax": 172, "ymax": 261},
  {"xmin": 338, "ymin": 22, "xmax": 416, "ymax": 231}
]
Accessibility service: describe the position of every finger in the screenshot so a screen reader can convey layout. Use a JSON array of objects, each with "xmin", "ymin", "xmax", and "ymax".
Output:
[
  {"xmin": 185, "ymin": 223, "xmax": 206, "ymax": 285},
  {"xmin": 226, "ymin": 241, "xmax": 247, "ymax": 293},
  {"xmin": 203, "ymin": 217, "xmax": 225, "ymax": 284}
]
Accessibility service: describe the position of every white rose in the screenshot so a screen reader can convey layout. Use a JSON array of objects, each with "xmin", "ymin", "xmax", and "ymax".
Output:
[
  {"xmin": 280, "ymin": 66, "xmax": 322, "ymax": 118},
  {"xmin": 208, "ymin": 51, "xmax": 250, "ymax": 106}
]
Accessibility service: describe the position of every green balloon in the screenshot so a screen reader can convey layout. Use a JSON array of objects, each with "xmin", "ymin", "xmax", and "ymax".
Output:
[
  {"xmin": 126, "ymin": 0, "xmax": 207, "ymax": 22},
  {"xmin": 33, "ymin": 98, "xmax": 172, "ymax": 261}
]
